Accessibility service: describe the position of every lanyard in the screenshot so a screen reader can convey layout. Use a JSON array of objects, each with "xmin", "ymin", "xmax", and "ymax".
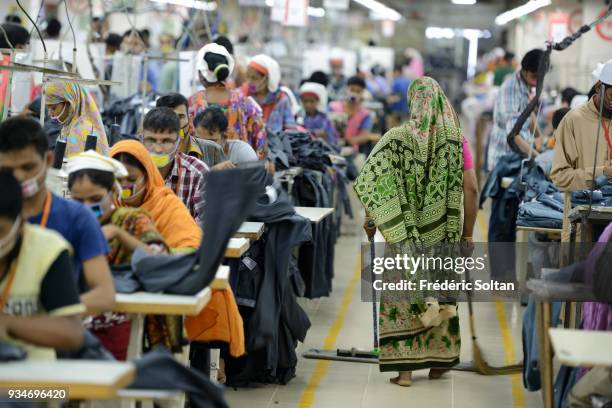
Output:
[
  {"xmin": 0, "ymin": 261, "xmax": 17, "ymax": 312},
  {"xmin": 602, "ymin": 118, "xmax": 612, "ymax": 160},
  {"xmin": 40, "ymin": 192, "xmax": 52, "ymax": 228}
]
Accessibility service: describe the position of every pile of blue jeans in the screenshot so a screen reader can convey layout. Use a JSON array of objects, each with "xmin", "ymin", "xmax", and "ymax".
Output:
[{"xmin": 570, "ymin": 176, "xmax": 612, "ymax": 206}]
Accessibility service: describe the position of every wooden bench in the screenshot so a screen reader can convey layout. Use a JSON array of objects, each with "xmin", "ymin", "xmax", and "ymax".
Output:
[
  {"xmin": 225, "ymin": 237, "xmax": 250, "ymax": 259},
  {"xmin": 235, "ymin": 222, "xmax": 265, "ymax": 241}
]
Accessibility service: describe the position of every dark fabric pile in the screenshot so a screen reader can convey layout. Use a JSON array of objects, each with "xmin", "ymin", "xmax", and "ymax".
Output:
[
  {"xmin": 102, "ymin": 92, "xmax": 160, "ymax": 142},
  {"xmin": 130, "ymin": 347, "xmax": 228, "ymax": 408},
  {"xmin": 226, "ymin": 186, "xmax": 312, "ymax": 386},
  {"xmin": 111, "ymin": 166, "xmax": 267, "ymax": 295},
  {"xmin": 267, "ymin": 130, "xmax": 349, "ymax": 298}
]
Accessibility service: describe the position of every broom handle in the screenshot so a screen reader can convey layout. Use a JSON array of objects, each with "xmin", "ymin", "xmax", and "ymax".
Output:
[{"xmin": 369, "ymin": 228, "xmax": 379, "ymax": 349}]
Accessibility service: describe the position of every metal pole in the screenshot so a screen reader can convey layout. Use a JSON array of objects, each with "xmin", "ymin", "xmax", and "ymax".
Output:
[{"xmin": 141, "ymin": 53, "xmax": 149, "ymax": 129}]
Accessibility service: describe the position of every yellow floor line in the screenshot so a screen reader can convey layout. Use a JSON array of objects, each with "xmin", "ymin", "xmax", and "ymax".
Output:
[
  {"xmin": 298, "ymin": 254, "xmax": 362, "ymax": 408},
  {"xmin": 481, "ymin": 208, "xmax": 526, "ymax": 407},
  {"xmin": 495, "ymin": 302, "xmax": 527, "ymax": 407}
]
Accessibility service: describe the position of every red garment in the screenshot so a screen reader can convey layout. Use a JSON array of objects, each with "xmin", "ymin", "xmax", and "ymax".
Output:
[{"xmin": 92, "ymin": 321, "xmax": 131, "ymax": 361}]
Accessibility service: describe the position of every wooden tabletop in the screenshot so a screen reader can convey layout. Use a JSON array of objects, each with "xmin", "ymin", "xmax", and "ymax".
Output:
[
  {"xmin": 235, "ymin": 222, "xmax": 265, "ymax": 240},
  {"xmin": 516, "ymin": 226, "xmax": 562, "ymax": 235},
  {"xmin": 211, "ymin": 265, "xmax": 230, "ymax": 290},
  {"xmin": 549, "ymin": 329, "xmax": 612, "ymax": 367},
  {"xmin": 569, "ymin": 205, "xmax": 612, "ymax": 222},
  {"xmin": 0, "ymin": 361, "xmax": 135, "ymax": 400},
  {"xmin": 295, "ymin": 207, "xmax": 334, "ymax": 224},
  {"xmin": 114, "ymin": 287, "xmax": 211, "ymax": 315},
  {"xmin": 225, "ymin": 237, "xmax": 250, "ymax": 258}
]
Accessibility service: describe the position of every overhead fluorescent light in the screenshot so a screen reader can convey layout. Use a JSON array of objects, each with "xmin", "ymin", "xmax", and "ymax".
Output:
[
  {"xmin": 308, "ymin": 7, "xmax": 326, "ymax": 18},
  {"xmin": 352, "ymin": 0, "xmax": 401, "ymax": 21},
  {"xmin": 451, "ymin": 0, "xmax": 476, "ymax": 5},
  {"xmin": 149, "ymin": 0, "xmax": 217, "ymax": 11},
  {"xmin": 425, "ymin": 26, "xmax": 490, "ymax": 39},
  {"xmin": 495, "ymin": 0, "xmax": 551, "ymax": 26}
]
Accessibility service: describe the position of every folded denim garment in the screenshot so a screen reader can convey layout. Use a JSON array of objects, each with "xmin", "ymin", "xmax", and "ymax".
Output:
[
  {"xmin": 571, "ymin": 189, "xmax": 604, "ymax": 205},
  {"xmin": 537, "ymin": 194, "xmax": 565, "ymax": 213},
  {"xmin": 516, "ymin": 201, "xmax": 563, "ymax": 229}
]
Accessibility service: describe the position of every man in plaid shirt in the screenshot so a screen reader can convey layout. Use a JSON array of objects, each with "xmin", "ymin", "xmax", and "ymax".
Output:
[
  {"xmin": 142, "ymin": 107, "xmax": 208, "ymax": 223},
  {"xmin": 487, "ymin": 48, "xmax": 544, "ymax": 171}
]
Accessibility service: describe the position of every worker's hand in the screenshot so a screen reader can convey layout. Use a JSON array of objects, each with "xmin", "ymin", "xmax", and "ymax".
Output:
[
  {"xmin": 266, "ymin": 160, "xmax": 276, "ymax": 175},
  {"xmin": 604, "ymin": 166, "xmax": 612, "ymax": 180},
  {"xmin": 369, "ymin": 133, "xmax": 381, "ymax": 142},
  {"xmin": 363, "ymin": 217, "xmax": 377, "ymax": 241},
  {"xmin": 212, "ymin": 161, "xmax": 236, "ymax": 171},
  {"xmin": 460, "ymin": 237, "xmax": 475, "ymax": 257},
  {"xmin": 315, "ymin": 130, "xmax": 327, "ymax": 139},
  {"xmin": 101, "ymin": 224, "xmax": 119, "ymax": 241}
]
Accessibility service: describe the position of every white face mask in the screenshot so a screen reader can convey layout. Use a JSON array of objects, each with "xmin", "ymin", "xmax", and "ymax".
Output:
[
  {"xmin": 0, "ymin": 216, "xmax": 21, "ymax": 258},
  {"xmin": 50, "ymin": 103, "xmax": 68, "ymax": 124},
  {"xmin": 21, "ymin": 162, "xmax": 46, "ymax": 198}
]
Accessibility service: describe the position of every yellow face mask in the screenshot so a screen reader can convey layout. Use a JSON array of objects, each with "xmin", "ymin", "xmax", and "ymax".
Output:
[{"xmin": 150, "ymin": 152, "xmax": 173, "ymax": 168}]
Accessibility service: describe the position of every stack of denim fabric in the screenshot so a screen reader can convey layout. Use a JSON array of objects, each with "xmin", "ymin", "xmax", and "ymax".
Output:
[{"xmin": 570, "ymin": 176, "xmax": 612, "ymax": 207}]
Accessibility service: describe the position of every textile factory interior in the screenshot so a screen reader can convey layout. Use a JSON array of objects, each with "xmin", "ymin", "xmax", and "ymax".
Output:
[{"xmin": 0, "ymin": 0, "xmax": 611, "ymax": 407}]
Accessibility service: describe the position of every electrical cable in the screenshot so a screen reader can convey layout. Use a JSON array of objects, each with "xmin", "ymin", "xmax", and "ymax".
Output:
[
  {"xmin": 505, "ymin": 3, "xmax": 612, "ymax": 157},
  {"xmin": 28, "ymin": 0, "xmax": 45, "ymax": 37},
  {"xmin": 63, "ymin": 0, "xmax": 77, "ymax": 52},
  {"xmin": 16, "ymin": 0, "xmax": 46, "ymax": 54}
]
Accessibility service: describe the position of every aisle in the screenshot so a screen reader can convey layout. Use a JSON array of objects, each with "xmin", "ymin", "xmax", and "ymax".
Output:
[{"xmin": 225, "ymin": 192, "xmax": 541, "ymax": 408}]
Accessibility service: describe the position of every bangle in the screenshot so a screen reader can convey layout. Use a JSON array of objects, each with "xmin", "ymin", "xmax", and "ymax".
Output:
[{"xmin": 461, "ymin": 236, "xmax": 473, "ymax": 241}]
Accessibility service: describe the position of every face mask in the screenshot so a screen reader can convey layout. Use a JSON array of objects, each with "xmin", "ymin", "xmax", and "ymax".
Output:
[
  {"xmin": 346, "ymin": 92, "xmax": 359, "ymax": 103},
  {"xmin": 0, "ymin": 216, "xmax": 21, "ymax": 258},
  {"xmin": 147, "ymin": 139, "xmax": 179, "ymax": 168},
  {"xmin": 21, "ymin": 162, "xmax": 46, "ymax": 198},
  {"xmin": 50, "ymin": 103, "xmax": 68, "ymax": 124},
  {"xmin": 121, "ymin": 178, "xmax": 145, "ymax": 201},
  {"xmin": 87, "ymin": 193, "xmax": 112, "ymax": 219},
  {"xmin": 248, "ymin": 78, "xmax": 266, "ymax": 94}
]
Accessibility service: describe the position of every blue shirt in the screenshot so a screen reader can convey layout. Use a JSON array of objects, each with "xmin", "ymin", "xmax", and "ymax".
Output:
[
  {"xmin": 28, "ymin": 193, "xmax": 109, "ymax": 291},
  {"xmin": 391, "ymin": 77, "xmax": 411, "ymax": 114}
]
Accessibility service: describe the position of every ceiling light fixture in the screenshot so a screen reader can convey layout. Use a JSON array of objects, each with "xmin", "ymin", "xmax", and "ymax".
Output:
[
  {"xmin": 495, "ymin": 0, "xmax": 551, "ymax": 26},
  {"xmin": 308, "ymin": 7, "xmax": 326, "ymax": 18},
  {"xmin": 451, "ymin": 0, "xmax": 476, "ymax": 5},
  {"xmin": 149, "ymin": 0, "xmax": 217, "ymax": 11},
  {"xmin": 351, "ymin": 0, "xmax": 401, "ymax": 21}
]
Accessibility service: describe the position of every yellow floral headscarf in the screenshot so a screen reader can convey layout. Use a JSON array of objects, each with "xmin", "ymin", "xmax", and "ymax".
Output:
[{"xmin": 44, "ymin": 80, "xmax": 109, "ymax": 157}]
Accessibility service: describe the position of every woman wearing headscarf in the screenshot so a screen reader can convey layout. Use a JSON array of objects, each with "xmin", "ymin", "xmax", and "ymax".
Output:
[
  {"xmin": 245, "ymin": 54, "xmax": 296, "ymax": 134},
  {"xmin": 354, "ymin": 77, "xmax": 477, "ymax": 386},
  {"xmin": 66, "ymin": 150, "xmax": 169, "ymax": 360},
  {"xmin": 110, "ymin": 140, "xmax": 201, "ymax": 251},
  {"xmin": 44, "ymin": 80, "xmax": 109, "ymax": 157},
  {"xmin": 188, "ymin": 43, "xmax": 267, "ymax": 159}
]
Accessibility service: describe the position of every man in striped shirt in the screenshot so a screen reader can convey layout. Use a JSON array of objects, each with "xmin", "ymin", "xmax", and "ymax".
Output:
[
  {"xmin": 142, "ymin": 107, "xmax": 208, "ymax": 224},
  {"xmin": 487, "ymin": 49, "xmax": 544, "ymax": 171}
]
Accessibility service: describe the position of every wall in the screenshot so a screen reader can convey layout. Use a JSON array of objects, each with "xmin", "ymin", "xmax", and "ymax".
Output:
[{"xmin": 508, "ymin": 0, "xmax": 611, "ymax": 92}]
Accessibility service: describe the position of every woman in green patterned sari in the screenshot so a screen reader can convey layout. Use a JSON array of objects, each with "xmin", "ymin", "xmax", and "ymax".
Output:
[{"xmin": 354, "ymin": 77, "xmax": 471, "ymax": 386}]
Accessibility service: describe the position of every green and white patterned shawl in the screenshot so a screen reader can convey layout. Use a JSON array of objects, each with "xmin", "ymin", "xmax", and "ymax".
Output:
[{"xmin": 354, "ymin": 77, "xmax": 463, "ymax": 246}]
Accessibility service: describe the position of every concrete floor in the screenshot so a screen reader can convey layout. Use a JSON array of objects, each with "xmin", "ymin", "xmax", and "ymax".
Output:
[{"xmin": 225, "ymin": 190, "xmax": 542, "ymax": 408}]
